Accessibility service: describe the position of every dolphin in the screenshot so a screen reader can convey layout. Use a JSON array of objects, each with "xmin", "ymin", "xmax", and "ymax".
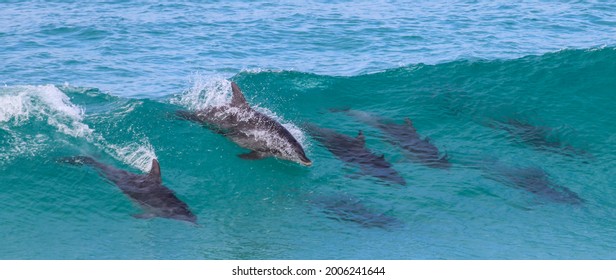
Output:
[
  {"xmin": 58, "ymin": 156, "xmax": 197, "ymax": 223},
  {"xmin": 490, "ymin": 118, "xmax": 585, "ymax": 157},
  {"xmin": 177, "ymin": 81, "xmax": 312, "ymax": 166},
  {"xmin": 334, "ymin": 109, "xmax": 450, "ymax": 169},
  {"xmin": 308, "ymin": 193, "xmax": 402, "ymax": 229},
  {"xmin": 305, "ymin": 123, "xmax": 406, "ymax": 186},
  {"xmin": 482, "ymin": 161, "xmax": 584, "ymax": 205}
]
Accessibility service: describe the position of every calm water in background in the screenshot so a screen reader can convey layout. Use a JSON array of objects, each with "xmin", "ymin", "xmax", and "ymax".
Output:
[{"xmin": 1, "ymin": 1, "xmax": 615, "ymax": 259}]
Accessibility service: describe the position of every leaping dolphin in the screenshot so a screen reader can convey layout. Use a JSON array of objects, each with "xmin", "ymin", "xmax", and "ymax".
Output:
[
  {"xmin": 334, "ymin": 109, "xmax": 450, "ymax": 169},
  {"xmin": 59, "ymin": 156, "xmax": 197, "ymax": 223},
  {"xmin": 177, "ymin": 81, "xmax": 312, "ymax": 166},
  {"xmin": 305, "ymin": 123, "xmax": 406, "ymax": 186}
]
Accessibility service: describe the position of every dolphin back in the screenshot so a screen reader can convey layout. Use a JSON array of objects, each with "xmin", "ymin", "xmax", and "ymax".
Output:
[{"xmin": 58, "ymin": 156, "xmax": 198, "ymax": 223}]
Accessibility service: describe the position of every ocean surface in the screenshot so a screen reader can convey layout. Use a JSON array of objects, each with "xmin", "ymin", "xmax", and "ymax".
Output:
[{"xmin": 1, "ymin": 1, "xmax": 615, "ymax": 259}]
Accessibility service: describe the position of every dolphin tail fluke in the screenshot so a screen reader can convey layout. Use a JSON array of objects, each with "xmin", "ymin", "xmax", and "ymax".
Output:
[
  {"xmin": 439, "ymin": 152, "xmax": 449, "ymax": 161},
  {"xmin": 434, "ymin": 153, "xmax": 452, "ymax": 169}
]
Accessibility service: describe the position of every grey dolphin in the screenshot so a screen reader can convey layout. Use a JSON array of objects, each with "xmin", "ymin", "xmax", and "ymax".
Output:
[
  {"xmin": 305, "ymin": 123, "xmax": 406, "ymax": 186},
  {"xmin": 335, "ymin": 109, "xmax": 450, "ymax": 169},
  {"xmin": 177, "ymin": 82, "xmax": 311, "ymax": 166},
  {"xmin": 59, "ymin": 156, "xmax": 197, "ymax": 223},
  {"xmin": 490, "ymin": 118, "xmax": 586, "ymax": 157},
  {"xmin": 482, "ymin": 161, "xmax": 583, "ymax": 205},
  {"xmin": 308, "ymin": 193, "xmax": 402, "ymax": 229}
]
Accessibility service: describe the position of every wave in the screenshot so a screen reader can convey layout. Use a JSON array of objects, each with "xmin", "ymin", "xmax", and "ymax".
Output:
[
  {"xmin": 2, "ymin": 47, "xmax": 614, "ymax": 172},
  {"xmin": 231, "ymin": 47, "xmax": 615, "ymax": 152},
  {"xmin": 0, "ymin": 85, "xmax": 156, "ymax": 172}
]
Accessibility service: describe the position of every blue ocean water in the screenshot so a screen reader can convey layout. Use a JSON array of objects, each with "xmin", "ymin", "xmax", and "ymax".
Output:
[{"xmin": 1, "ymin": 1, "xmax": 615, "ymax": 259}]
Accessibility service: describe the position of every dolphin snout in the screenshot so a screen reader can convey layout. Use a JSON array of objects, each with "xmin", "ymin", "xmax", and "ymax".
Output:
[{"xmin": 297, "ymin": 152, "xmax": 312, "ymax": 166}]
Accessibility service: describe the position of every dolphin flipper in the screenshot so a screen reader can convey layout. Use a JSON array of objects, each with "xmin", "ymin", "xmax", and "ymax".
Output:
[{"xmin": 238, "ymin": 151, "xmax": 267, "ymax": 160}]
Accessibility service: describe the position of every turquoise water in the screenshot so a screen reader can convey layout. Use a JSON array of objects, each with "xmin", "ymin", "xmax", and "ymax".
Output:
[{"xmin": 1, "ymin": 1, "xmax": 615, "ymax": 259}]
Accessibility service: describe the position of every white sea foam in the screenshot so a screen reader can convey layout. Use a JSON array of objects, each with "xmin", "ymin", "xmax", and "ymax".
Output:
[
  {"xmin": 253, "ymin": 106, "xmax": 309, "ymax": 150},
  {"xmin": 172, "ymin": 74, "xmax": 232, "ymax": 111},
  {"xmin": 0, "ymin": 85, "xmax": 90, "ymax": 137},
  {"xmin": 0, "ymin": 85, "xmax": 156, "ymax": 171},
  {"xmin": 0, "ymin": 92, "xmax": 29, "ymax": 124},
  {"xmin": 104, "ymin": 140, "xmax": 157, "ymax": 173},
  {"xmin": 0, "ymin": 129, "xmax": 48, "ymax": 163},
  {"xmin": 239, "ymin": 68, "xmax": 285, "ymax": 74}
]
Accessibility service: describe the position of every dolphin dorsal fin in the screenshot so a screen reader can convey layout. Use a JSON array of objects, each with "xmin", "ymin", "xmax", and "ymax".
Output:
[
  {"xmin": 405, "ymin": 117, "xmax": 417, "ymax": 132},
  {"xmin": 405, "ymin": 117, "xmax": 413, "ymax": 127},
  {"xmin": 230, "ymin": 82, "xmax": 248, "ymax": 107},
  {"xmin": 149, "ymin": 159, "xmax": 161, "ymax": 179},
  {"xmin": 356, "ymin": 130, "xmax": 365, "ymax": 145}
]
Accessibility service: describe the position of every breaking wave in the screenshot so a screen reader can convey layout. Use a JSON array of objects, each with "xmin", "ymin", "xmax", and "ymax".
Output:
[{"xmin": 0, "ymin": 85, "xmax": 156, "ymax": 172}]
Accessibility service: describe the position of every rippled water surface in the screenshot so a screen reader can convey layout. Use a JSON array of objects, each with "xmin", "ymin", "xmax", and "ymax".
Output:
[{"xmin": 1, "ymin": 1, "xmax": 615, "ymax": 259}]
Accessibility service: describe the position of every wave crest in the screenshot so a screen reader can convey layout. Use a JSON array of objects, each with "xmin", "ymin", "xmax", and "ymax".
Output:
[{"xmin": 0, "ymin": 85, "xmax": 156, "ymax": 171}]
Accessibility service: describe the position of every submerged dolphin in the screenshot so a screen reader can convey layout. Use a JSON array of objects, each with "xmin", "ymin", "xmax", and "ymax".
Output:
[
  {"xmin": 305, "ymin": 123, "xmax": 406, "ymax": 186},
  {"xmin": 490, "ymin": 118, "xmax": 585, "ymax": 156},
  {"xmin": 177, "ymin": 81, "xmax": 311, "ymax": 166},
  {"xmin": 483, "ymin": 161, "xmax": 583, "ymax": 205},
  {"xmin": 335, "ymin": 109, "xmax": 450, "ymax": 169},
  {"xmin": 308, "ymin": 193, "xmax": 402, "ymax": 229},
  {"xmin": 59, "ymin": 156, "xmax": 197, "ymax": 223}
]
